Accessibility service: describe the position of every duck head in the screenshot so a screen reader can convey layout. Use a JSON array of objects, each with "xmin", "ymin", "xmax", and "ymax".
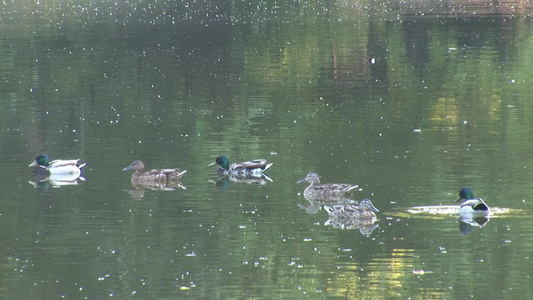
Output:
[
  {"xmin": 29, "ymin": 154, "xmax": 50, "ymax": 167},
  {"xmin": 455, "ymin": 187, "xmax": 474, "ymax": 203},
  {"xmin": 123, "ymin": 160, "xmax": 146, "ymax": 172},
  {"xmin": 208, "ymin": 156, "xmax": 230, "ymax": 170},
  {"xmin": 359, "ymin": 199, "xmax": 380, "ymax": 213},
  {"xmin": 297, "ymin": 172, "xmax": 321, "ymax": 184}
]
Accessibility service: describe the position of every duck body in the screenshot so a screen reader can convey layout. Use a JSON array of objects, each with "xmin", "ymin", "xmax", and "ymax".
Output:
[
  {"xmin": 29, "ymin": 154, "xmax": 86, "ymax": 177},
  {"xmin": 323, "ymin": 199, "xmax": 380, "ymax": 235},
  {"xmin": 324, "ymin": 199, "xmax": 380, "ymax": 220},
  {"xmin": 455, "ymin": 187, "xmax": 490, "ymax": 216},
  {"xmin": 297, "ymin": 172, "xmax": 358, "ymax": 200},
  {"xmin": 209, "ymin": 155, "xmax": 273, "ymax": 177},
  {"xmin": 123, "ymin": 160, "xmax": 187, "ymax": 188}
]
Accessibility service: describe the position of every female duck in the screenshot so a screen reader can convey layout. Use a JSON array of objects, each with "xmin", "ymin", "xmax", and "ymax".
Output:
[
  {"xmin": 123, "ymin": 160, "xmax": 187, "ymax": 186},
  {"xmin": 209, "ymin": 155, "xmax": 273, "ymax": 177},
  {"xmin": 297, "ymin": 172, "xmax": 359, "ymax": 200},
  {"xmin": 323, "ymin": 199, "xmax": 380, "ymax": 235},
  {"xmin": 29, "ymin": 154, "xmax": 86, "ymax": 177},
  {"xmin": 455, "ymin": 187, "xmax": 490, "ymax": 216},
  {"xmin": 324, "ymin": 199, "xmax": 380, "ymax": 219}
]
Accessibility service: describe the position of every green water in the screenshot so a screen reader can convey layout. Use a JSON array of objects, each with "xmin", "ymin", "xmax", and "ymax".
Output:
[{"xmin": 1, "ymin": 1, "xmax": 533, "ymax": 299}]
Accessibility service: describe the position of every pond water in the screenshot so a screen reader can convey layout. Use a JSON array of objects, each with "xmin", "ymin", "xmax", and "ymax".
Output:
[{"xmin": 2, "ymin": 0, "xmax": 533, "ymax": 298}]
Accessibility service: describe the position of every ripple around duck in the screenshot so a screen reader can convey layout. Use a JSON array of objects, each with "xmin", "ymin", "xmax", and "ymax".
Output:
[{"xmin": 386, "ymin": 206, "xmax": 527, "ymax": 220}]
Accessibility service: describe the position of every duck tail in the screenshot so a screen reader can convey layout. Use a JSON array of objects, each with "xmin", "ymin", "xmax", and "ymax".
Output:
[
  {"xmin": 262, "ymin": 173, "xmax": 274, "ymax": 182},
  {"xmin": 262, "ymin": 162, "xmax": 273, "ymax": 171},
  {"xmin": 345, "ymin": 185, "xmax": 359, "ymax": 193}
]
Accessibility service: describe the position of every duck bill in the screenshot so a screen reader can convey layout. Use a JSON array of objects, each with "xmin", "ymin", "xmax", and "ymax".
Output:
[
  {"xmin": 368, "ymin": 203, "xmax": 380, "ymax": 212},
  {"xmin": 208, "ymin": 161, "xmax": 217, "ymax": 167},
  {"xmin": 122, "ymin": 165, "xmax": 133, "ymax": 171},
  {"xmin": 297, "ymin": 178, "xmax": 307, "ymax": 183},
  {"xmin": 28, "ymin": 161, "xmax": 37, "ymax": 167},
  {"xmin": 454, "ymin": 197, "xmax": 463, "ymax": 203}
]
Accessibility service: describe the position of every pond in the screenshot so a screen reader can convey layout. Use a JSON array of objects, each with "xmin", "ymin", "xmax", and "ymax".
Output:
[{"xmin": 2, "ymin": 0, "xmax": 533, "ymax": 298}]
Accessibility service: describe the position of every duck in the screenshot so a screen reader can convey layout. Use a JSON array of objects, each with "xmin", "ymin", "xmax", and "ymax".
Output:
[
  {"xmin": 454, "ymin": 187, "xmax": 490, "ymax": 216},
  {"xmin": 324, "ymin": 199, "xmax": 380, "ymax": 219},
  {"xmin": 208, "ymin": 155, "xmax": 273, "ymax": 177},
  {"xmin": 297, "ymin": 172, "xmax": 359, "ymax": 200},
  {"xmin": 29, "ymin": 154, "xmax": 86, "ymax": 177},
  {"xmin": 122, "ymin": 160, "xmax": 187, "ymax": 187},
  {"xmin": 323, "ymin": 199, "xmax": 380, "ymax": 235}
]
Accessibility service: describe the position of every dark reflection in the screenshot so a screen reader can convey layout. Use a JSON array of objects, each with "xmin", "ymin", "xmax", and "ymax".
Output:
[
  {"xmin": 28, "ymin": 174, "xmax": 85, "ymax": 191},
  {"xmin": 298, "ymin": 195, "xmax": 357, "ymax": 214},
  {"xmin": 323, "ymin": 201, "xmax": 380, "ymax": 237},
  {"xmin": 457, "ymin": 216, "xmax": 490, "ymax": 235},
  {"xmin": 209, "ymin": 173, "xmax": 273, "ymax": 188},
  {"xmin": 125, "ymin": 180, "xmax": 187, "ymax": 198}
]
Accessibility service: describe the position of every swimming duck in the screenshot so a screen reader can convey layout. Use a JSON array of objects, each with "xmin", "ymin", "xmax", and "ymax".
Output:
[
  {"xmin": 454, "ymin": 187, "xmax": 490, "ymax": 216},
  {"xmin": 122, "ymin": 160, "xmax": 187, "ymax": 187},
  {"xmin": 323, "ymin": 199, "xmax": 380, "ymax": 235},
  {"xmin": 29, "ymin": 154, "xmax": 86, "ymax": 177},
  {"xmin": 297, "ymin": 172, "xmax": 359, "ymax": 200},
  {"xmin": 324, "ymin": 199, "xmax": 380, "ymax": 219},
  {"xmin": 208, "ymin": 155, "xmax": 273, "ymax": 177}
]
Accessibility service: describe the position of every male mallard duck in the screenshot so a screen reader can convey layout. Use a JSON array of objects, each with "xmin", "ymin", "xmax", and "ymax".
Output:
[
  {"xmin": 297, "ymin": 172, "xmax": 359, "ymax": 200},
  {"xmin": 29, "ymin": 154, "xmax": 86, "ymax": 176},
  {"xmin": 455, "ymin": 187, "xmax": 490, "ymax": 216},
  {"xmin": 208, "ymin": 155, "xmax": 273, "ymax": 177},
  {"xmin": 122, "ymin": 160, "xmax": 187, "ymax": 186}
]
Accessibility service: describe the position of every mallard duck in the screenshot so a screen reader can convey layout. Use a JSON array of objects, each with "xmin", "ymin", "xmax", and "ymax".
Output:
[
  {"xmin": 208, "ymin": 155, "xmax": 273, "ymax": 177},
  {"xmin": 122, "ymin": 160, "xmax": 187, "ymax": 187},
  {"xmin": 323, "ymin": 199, "xmax": 380, "ymax": 235},
  {"xmin": 297, "ymin": 172, "xmax": 359, "ymax": 200},
  {"xmin": 324, "ymin": 199, "xmax": 380, "ymax": 219},
  {"xmin": 454, "ymin": 187, "xmax": 490, "ymax": 216},
  {"xmin": 29, "ymin": 154, "xmax": 86, "ymax": 176}
]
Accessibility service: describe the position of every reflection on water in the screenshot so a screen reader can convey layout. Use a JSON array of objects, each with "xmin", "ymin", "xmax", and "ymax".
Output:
[
  {"xmin": 210, "ymin": 173, "xmax": 273, "ymax": 188},
  {"xmin": 124, "ymin": 180, "xmax": 187, "ymax": 199},
  {"xmin": 298, "ymin": 195, "xmax": 357, "ymax": 214},
  {"xmin": 28, "ymin": 174, "xmax": 86, "ymax": 191},
  {"xmin": 324, "ymin": 204, "xmax": 380, "ymax": 236},
  {"xmin": 2, "ymin": 0, "xmax": 533, "ymax": 299},
  {"xmin": 457, "ymin": 216, "xmax": 490, "ymax": 235}
]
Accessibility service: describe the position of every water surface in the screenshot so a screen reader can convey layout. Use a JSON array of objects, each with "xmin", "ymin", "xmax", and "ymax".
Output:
[{"xmin": 2, "ymin": 0, "xmax": 533, "ymax": 299}]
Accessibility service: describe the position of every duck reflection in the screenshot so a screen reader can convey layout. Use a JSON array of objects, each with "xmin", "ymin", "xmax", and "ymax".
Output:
[
  {"xmin": 457, "ymin": 216, "xmax": 490, "ymax": 235},
  {"xmin": 28, "ymin": 173, "xmax": 86, "ymax": 191},
  {"xmin": 210, "ymin": 173, "xmax": 273, "ymax": 188},
  {"xmin": 298, "ymin": 195, "xmax": 357, "ymax": 214},
  {"xmin": 126, "ymin": 180, "xmax": 187, "ymax": 198},
  {"xmin": 323, "ymin": 199, "xmax": 380, "ymax": 237}
]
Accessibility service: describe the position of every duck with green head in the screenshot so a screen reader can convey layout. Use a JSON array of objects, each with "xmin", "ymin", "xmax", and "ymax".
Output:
[
  {"xmin": 208, "ymin": 155, "xmax": 273, "ymax": 177},
  {"xmin": 297, "ymin": 172, "xmax": 359, "ymax": 200},
  {"xmin": 123, "ymin": 160, "xmax": 187, "ymax": 188},
  {"xmin": 29, "ymin": 154, "xmax": 86, "ymax": 177},
  {"xmin": 455, "ymin": 187, "xmax": 490, "ymax": 216}
]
